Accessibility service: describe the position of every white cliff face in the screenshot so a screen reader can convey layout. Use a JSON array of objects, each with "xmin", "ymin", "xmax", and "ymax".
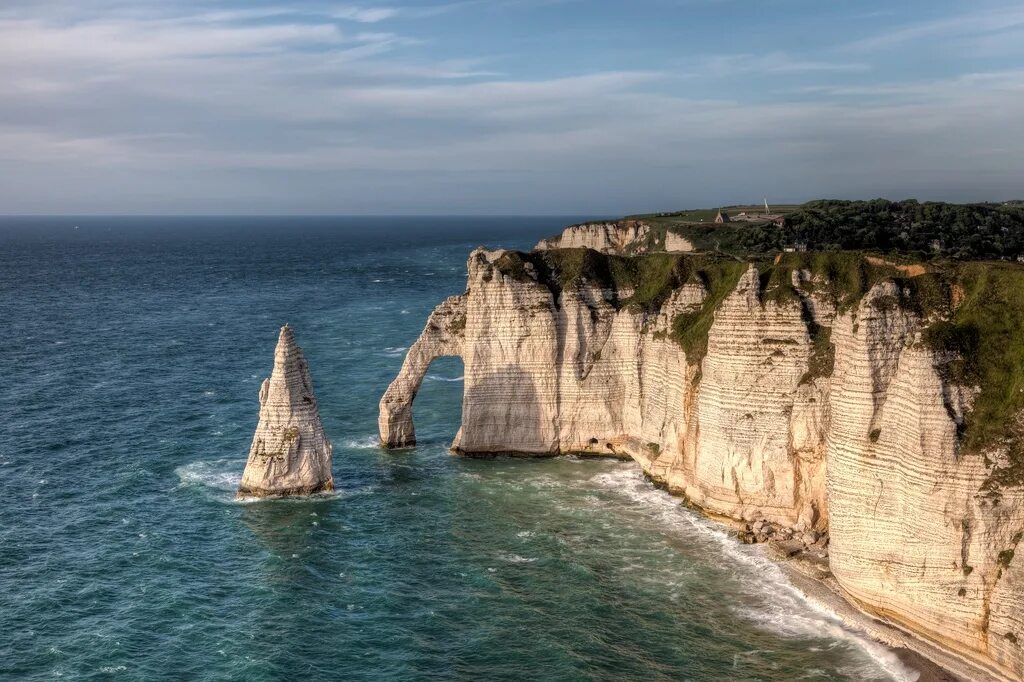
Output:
[
  {"xmin": 827, "ymin": 287, "xmax": 1024, "ymax": 681},
  {"xmin": 664, "ymin": 231, "xmax": 695, "ymax": 253},
  {"xmin": 535, "ymin": 220, "xmax": 650, "ymax": 253},
  {"xmin": 534, "ymin": 221, "xmax": 695, "ymax": 254},
  {"xmin": 238, "ymin": 325, "xmax": 333, "ymax": 497},
  {"xmin": 379, "ymin": 248, "xmax": 1024, "ymax": 679},
  {"xmin": 681, "ymin": 267, "xmax": 828, "ymax": 529}
]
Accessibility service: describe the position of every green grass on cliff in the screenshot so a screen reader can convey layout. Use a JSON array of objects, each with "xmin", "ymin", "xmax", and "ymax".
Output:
[
  {"xmin": 493, "ymin": 248, "xmax": 748, "ymax": 363},
  {"xmin": 668, "ymin": 261, "xmax": 748, "ymax": 366},
  {"xmin": 493, "ymin": 248, "xmax": 746, "ymax": 315},
  {"xmin": 756, "ymin": 252, "xmax": 902, "ymax": 311},
  {"xmin": 920, "ymin": 263, "xmax": 1024, "ymax": 486}
]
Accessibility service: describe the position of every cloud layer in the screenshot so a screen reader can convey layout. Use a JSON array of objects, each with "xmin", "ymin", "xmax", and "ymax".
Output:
[{"xmin": 1, "ymin": 1, "xmax": 1023, "ymax": 213}]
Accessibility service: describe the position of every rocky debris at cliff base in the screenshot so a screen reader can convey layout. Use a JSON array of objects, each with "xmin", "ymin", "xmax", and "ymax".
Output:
[
  {"xmin": 737, "ymin": 520, "xmax": 830, "ymax": 561},
  {"xmin": 237, "ymin": 325, "xmax": 334, "ymax": 499}
]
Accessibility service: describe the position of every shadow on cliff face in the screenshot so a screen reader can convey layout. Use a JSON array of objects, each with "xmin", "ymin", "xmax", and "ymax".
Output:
[{"xmin": 456, "ymin": 365, "xmax": 555, "ymax": 455}]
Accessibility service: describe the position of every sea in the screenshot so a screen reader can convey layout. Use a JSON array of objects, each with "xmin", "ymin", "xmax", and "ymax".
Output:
[{"xmin": 0, "ymin": 217, "xmax": 920, "ymax": 681}]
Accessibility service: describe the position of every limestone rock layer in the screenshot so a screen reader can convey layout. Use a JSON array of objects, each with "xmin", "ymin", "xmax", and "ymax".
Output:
[
  {"xmin": 534, "ymin": 220, "xmax": 694, "ymax": 254},
  {"xmin": 535, "ymin": 220, "xmax": 650, "ymax": 253},
  {"xmin": 379, "ymin": 247, "xmax": 1024, "ymax": 680},
  {"xmin": 238, "ymin": 325, "xmax": 333, "ymax": 498}
]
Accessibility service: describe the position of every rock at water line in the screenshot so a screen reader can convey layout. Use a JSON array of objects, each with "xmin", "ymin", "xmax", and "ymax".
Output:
[{"xmin": 237, "ymin": 325, "xmax": 334, "ymax": 498}]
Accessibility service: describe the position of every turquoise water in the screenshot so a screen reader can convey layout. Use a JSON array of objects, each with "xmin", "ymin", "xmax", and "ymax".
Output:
[{"xmin": 0, "ymin": 217, "xmax": 917, "ymax": 680}]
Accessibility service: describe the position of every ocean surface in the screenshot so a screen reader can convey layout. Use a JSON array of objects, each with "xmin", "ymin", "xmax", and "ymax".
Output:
[{"xmin": 0, "ymin": 217, "xmax": 918, "ymax": 681}]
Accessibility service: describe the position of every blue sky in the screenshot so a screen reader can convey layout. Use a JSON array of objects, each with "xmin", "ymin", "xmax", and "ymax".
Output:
[{"xmin": 1, "ymin": 0, "xmax": 1023, "ymax": 214}]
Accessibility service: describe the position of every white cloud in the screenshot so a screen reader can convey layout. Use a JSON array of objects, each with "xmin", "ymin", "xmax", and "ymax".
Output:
[
  {"xmin": 845, "ymin": 6, "xmax": 1024, "ymax": 51},
  {"xmin": 329, "ymin": 6, "xmax": 400, "ymax": 23},
  {"xmin": 0, "ymin": 18, "xmax": 346, "ymax": 63},
  {"xmin": 696, "ymin": 52, "xmax": 869, "ymax": 77}
]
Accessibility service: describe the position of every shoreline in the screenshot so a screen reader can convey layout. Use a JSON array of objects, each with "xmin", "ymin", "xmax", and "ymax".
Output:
[
  {"xmin": 636, "ymin": 458, "xmax": 989, "ymax": 680},
  {"xmin": 773, "ymin": 548, "xmax": 978, "ymax": 682},
  {"xmin": 473, "ymin": 452, "xmax": 980, "ymax": 680}
]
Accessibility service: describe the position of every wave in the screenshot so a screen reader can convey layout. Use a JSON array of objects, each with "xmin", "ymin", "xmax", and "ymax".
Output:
[
  {"xmin": 340, "ymin": 435, "xmax": 381, "ymax": 450},
  {"xmin": 381, "ymin": 346, "xmax": 407, "ymax": 357},
  {"xmin": 425, "ymin": 375, "xmax": 463, "ymax": 383},
  {"xmin": 583, "ymin": 467, "xmax": 920, "ymax": 682},
  {"xmin": 175, "ymin": 459, "xmax": 241, "ymax": 492}
]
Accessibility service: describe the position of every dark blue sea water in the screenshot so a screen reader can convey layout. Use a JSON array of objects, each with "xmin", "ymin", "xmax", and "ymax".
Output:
[{"xmin": 0, "ymin": 217, "xmax": 917, "ymax": 681}]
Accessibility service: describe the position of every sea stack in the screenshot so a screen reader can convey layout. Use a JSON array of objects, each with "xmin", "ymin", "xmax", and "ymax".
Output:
[{"xmin": 237, "ymin": 325, "xmax": 334, "ymax": 498}]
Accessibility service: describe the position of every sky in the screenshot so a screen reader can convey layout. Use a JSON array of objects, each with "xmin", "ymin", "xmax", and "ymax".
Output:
[{"xmin": 1, "ymin": 0, "xmax": 1023, "ymax": 215}]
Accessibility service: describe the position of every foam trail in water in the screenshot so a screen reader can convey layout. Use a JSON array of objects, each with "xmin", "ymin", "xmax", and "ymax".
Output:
[
  {"xmin": 584, "ymin": 466, "xmax": 920, "ymax": 682},
  {"xmin": 425, "ymin": 375, "xmax": 464, "ymax": 382}
]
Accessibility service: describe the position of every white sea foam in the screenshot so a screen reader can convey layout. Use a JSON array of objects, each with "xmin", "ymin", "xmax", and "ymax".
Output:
[
  {"xmin": 499, "ymin": 553, "xmax": 538, "ymax": 564},
  {"xmin": 381, "ymin": 346, "xmax": 407, "ymax": 357},
  {"xmin": 341, "ymin": 435, "xmax": 381, "ymax": 450},
  {"xmin": 98, "ymin": 665, "xmax": 127, "ymax": 674},
  {"xmin": 174, "ymin": 460, "xmax": 241, "ymax": 492},
  {"xmin": 425, "ymin": 375, "xmax": 463, "ymax": 383},
  {"xmin": 584, "ymin": 466, "xmax": 920, "ymax": 682}
]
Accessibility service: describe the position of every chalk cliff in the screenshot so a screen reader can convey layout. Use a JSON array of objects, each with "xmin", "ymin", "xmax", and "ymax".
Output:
[
  {"xmin": 535, "ymin": 220, "xmax": 649, "ymax": 253},
  {"xmin": 238, "ymin": 325, "xmax": 334, "ymax": 498},
  {"xmin": 534, "ymin": 219, "xmax": 694, "ymax": 254},
  {"xmin": 379, "ymin": 246, "xmax": 1024, "ymax": 680}
]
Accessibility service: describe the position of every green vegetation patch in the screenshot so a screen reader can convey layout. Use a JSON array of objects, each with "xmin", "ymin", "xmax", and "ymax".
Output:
[
  {"xmin": 763, "ymin": 252, "xmax": 903, "ymax": 312},
  {"xmin": 800, "ymin": 325, "xmax": 835, "ymax": 385},
  {"xmin": 669, "ymin": 261, "xmax": 749, "ymax": 365},
  {"xmin": 917, "ymin": 262, "xmax": 1024, "ymax": 487},
  {"xmin": 780, "ymin": 199, "xmax": 1024, "ymax": 260},
  {"xmin": 492, "ymin": 248, "xmax": 745, "ymax": 315}
]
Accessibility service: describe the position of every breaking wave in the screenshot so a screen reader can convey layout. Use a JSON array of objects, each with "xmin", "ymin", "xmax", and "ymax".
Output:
[
  {"xmin": 341, "ymin": 435, "xmax": 382, "ymax": 450},
  {"xmin": 175, "ymin": 459, "xmax": 241, "ymax": 492}
]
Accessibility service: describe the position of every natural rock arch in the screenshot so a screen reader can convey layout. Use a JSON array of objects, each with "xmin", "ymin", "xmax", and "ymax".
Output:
[{"xmin": 378, "ymin": 295, "xmax": 467, "ymax": 448}]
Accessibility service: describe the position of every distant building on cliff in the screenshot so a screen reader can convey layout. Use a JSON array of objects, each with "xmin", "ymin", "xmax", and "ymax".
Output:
[{"xmin": 714, "ymin": 210, "xmax": 730, "ymax": 224}]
